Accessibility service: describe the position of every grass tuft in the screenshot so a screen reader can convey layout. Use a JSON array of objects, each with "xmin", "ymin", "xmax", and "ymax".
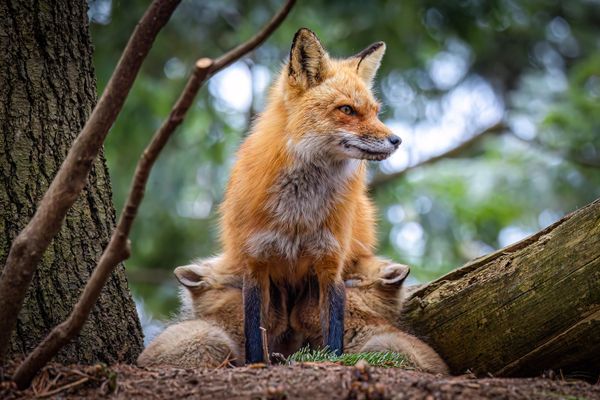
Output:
[{"xmin": 287, "ymin": 346, "xmax": 413, "ymax": 368}]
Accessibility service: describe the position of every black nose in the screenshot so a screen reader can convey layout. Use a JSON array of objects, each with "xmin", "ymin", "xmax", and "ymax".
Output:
[{"xmin": 388, "ymin": 135, "xmax": 401, "ymax": 146}]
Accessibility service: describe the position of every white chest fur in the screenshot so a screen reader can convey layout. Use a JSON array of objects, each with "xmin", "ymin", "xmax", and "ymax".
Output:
[{"xmin": 246, "ymin": 158, "xmax": 359, "ymax": 261}]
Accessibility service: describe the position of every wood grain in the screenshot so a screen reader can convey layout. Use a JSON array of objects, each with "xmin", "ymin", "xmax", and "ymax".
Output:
[{"xmin": 402, "ymin": 198, "xmax": 600, "ymax": 378}]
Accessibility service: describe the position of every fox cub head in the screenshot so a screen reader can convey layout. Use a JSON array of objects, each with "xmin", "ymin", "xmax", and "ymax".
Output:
[
  {"xmin": 344, "ymin": 258, "xmax": 410, "ymax": 323},
  {"xmin": 174, "ymin": 257, "xmax": 243, "ymax": 321},
  {"xmin": 278, "ymin": 28, "xmax": 401, "ymax": 162}
]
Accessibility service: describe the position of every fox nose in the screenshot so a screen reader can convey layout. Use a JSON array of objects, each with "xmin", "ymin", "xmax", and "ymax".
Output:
[{"xmin": 388, "ymin": 134, "xmax": 401, "ymax": 147}]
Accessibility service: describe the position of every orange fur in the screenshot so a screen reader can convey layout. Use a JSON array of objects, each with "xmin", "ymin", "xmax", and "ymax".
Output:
[
  {"xmin": 220, "ymin": 41, "xmax": 393, "ymax": 280},
  {"xmin": 219, "ymin": 29, "xmax": 399, "ymax": 359}
]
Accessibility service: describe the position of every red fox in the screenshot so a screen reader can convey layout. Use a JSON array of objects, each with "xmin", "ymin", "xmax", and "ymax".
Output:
[
  {"xmin": 137, "ymin": 256, "xmax": 448, "ymax": 374},
  {"xmin": 220, "ymin": 28, "xmax": 400, "ymax": 363}
]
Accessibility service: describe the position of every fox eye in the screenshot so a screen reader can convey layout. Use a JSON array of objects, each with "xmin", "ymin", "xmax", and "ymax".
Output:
[{"xmin": 338, "ymin": 105, "xmax": 356, "ymax": 116}]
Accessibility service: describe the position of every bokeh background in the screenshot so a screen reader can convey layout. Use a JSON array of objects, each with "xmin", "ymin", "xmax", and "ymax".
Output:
[{"xmin": 88, "ymin": 0, "xmax": 600, "ymax": 334}]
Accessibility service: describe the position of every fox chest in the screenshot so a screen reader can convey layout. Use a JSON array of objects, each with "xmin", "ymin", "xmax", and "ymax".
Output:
[{"xmin": 246, "ymin": 161, "xmax": 357, "ymax": 261}]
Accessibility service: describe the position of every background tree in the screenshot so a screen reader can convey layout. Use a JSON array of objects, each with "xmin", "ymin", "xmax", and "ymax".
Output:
[{"xmin": 0, "ymin": 0, "xmax": 143, "ymax": 362}]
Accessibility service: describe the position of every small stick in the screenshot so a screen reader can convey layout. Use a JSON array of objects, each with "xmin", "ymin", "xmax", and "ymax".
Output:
[
  {"xmin": 37, "ymin": 377, "xmax": 89, "ymax": 398},
  {"xmin": 260, "ymin": 327, "xmax": 270, "ymax": 366}
]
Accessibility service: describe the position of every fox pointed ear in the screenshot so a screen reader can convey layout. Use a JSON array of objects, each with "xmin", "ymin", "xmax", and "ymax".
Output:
[
  {"xmin": 377, "ymin": 263, "xmax": 409, "ymax": 291},
  {"xmin": 288, "ymin": 28, "xmax": 330, "ymax": 89},
  {"xmin": 174, "ymin": 264, "xmax": 211, "ymax": 290},
  {"xmin": 353, "ymin": 42, "xmax": 386, "ymax": 86}
]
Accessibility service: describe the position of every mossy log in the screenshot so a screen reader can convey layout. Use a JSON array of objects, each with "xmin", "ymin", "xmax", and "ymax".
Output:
[{"xmin": 402, "ymin": 198, "xmax": 600, "ymax": 379}]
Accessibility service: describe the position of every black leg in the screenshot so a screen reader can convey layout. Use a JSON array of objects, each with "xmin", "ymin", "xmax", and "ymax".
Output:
[
  {"xmin": 243, "ymin": 277, "xmax": 264, "ymax": 364},
  {"xmin": 323, "ymin": 281, "xmax": 345, "ymax": 356}
]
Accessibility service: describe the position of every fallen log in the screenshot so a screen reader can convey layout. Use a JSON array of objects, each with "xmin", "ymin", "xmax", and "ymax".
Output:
[{"xmin": 402, "ymin": 198, "xmax": 600, "ymax": 379}]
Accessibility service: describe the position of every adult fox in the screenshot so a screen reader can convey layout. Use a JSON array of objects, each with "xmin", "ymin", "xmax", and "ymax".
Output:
[{"xmin": 220, "ymin": 28, "xmax": 401, "ymax": 363}]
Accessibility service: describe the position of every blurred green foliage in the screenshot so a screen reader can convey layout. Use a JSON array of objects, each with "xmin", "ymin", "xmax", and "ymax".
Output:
[{"xmin": 89, "ymin": 0, "xmax": 600, "ymax": 318}]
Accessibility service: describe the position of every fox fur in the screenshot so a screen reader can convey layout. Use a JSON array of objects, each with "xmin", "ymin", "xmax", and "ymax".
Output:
[
  {"xmin": 137, "ymin": 256, "xmax": 448, "ymax": 374},
  {"xmin": 219, "ymin": 28, "xmax": 401, "ymax": 361},
  {"xmin": 137, "ymin": 319, "xmax": 239, "ymax": 369}
]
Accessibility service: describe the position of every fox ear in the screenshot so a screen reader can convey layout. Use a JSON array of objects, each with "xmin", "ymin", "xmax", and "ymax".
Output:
[
  {"xmin": 288, "ymin": 28, "xmax": 330, "ymax": 89},
  {"xmin": 376, "ymin": 263, "xmax": 409, "ymax": 291},
  {"xmin": 174, "ymin": 264, "xmax": 211, "ymax": 290},
  {"xmin": 353, "ymin": 42, "xmax": 386, "ymax": 87}
]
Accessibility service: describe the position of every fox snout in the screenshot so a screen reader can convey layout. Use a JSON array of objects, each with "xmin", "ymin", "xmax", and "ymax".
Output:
[
  {"xmin": 338, "ymin": 133, "xmax": 401, "ymax": 161},
  {"xmin": 337, "ymin": 126, "xmax": 401, "ymax": 161},
  {"xmin": 388, "ymin": 134, "xmax": 401, "ymax": 146},
  {"xmin": 374, "ymin": 120, "xmax": 401, "ymax": 148},
  {"xmin": 363, "ymin": 119, "xmax": 401, "ymax": 155}
]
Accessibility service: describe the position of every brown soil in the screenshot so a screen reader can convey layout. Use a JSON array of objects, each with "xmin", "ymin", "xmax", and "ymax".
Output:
[{"xmin": 1, "ymin": 362, "xmax": 599, "ymax": 400}]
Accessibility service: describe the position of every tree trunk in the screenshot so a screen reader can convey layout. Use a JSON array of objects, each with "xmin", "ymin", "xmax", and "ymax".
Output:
[
  {"xmin": 402, "ymin": 198, "xmax": 600, "ymax": 379},
  {"xmin": 0, "ymin": 0, "xmax": 143, "ymax": 363}
]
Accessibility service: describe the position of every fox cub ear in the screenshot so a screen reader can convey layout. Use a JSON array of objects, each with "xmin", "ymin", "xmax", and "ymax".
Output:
[
  {"xmin": 353, "ymin": 41, "xmax": 386, "ymax": 87},
  {"xmin": 377, "ymin": 262, "xmax": 409, "ymax": 290},
  {"xmin": 174, "ymin": 264, "xmax": 211, "ymax": 290},
  {"xmin": 288, "ymin": 28, "xmax": 330, "ymax": 89}
]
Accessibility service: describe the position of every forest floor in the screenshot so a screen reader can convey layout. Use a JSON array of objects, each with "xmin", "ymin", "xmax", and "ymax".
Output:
[{"xmin": 2, "ymin": 361, "xmax": 599, "ymax": 399}]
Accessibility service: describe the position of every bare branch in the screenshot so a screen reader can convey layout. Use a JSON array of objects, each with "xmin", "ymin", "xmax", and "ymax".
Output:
[
  {"xmin": 369, "ymin": 123, "xmax": 507, "ymax": 190},
  {"xmin": 12, "ymin": 0, "xmax": 295, "ymax": 388},
  {"xmin": 0, "ymin": 0, "xmax": 181, "ymax": 362}
]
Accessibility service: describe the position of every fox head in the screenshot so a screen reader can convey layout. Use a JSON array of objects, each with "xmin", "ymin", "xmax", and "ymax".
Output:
[
  {"xmin": 277, "ymin": 28, "xmax": 400, "ymax": 162},
  {"xmin": 174, "ymin": 257, "xmax": 243, "ymax": 320},
  {"xmin": 344, "ymin": 259, "xmax": 409, "ymax": 322}
]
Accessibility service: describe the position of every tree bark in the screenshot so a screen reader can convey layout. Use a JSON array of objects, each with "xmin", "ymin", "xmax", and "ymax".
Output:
[
  {"xmin": 0, "ymin": 0, "xmax": 143, "ymax": 364},
  {"xmin": 402, "ymin": 198, "xmax": 600, "ymax": 379}
]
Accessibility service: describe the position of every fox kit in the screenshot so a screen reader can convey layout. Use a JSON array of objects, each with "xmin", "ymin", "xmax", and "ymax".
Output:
[
  {"xmin": 138, "ymin": 256, "xmax": 448, "ymax": 374},
  {"xmin": 137, "ymin": 319, "xmax": 239, "ymax": 369},
  {"xmin": 290, "ymin": 262, "xmax": 448, "ymax": 374},
  {"xmin": 220, "ymin": 28, "xmax": 400, "ymax": 363}
]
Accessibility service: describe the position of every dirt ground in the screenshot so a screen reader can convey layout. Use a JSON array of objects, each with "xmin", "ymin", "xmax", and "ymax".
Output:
[{"xmin": 1, "ymin": 362, "xmax": 599, "ymax": 400}]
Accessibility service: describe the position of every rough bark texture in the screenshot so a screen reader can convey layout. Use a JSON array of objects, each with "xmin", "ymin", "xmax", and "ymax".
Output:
[
  {"xmin": 0, "ymin": 0, "xmax": 143, "ymax": 363},
  {"xmin": 402, "ymin": 198, "xmax": 600, "ymax": 379}
]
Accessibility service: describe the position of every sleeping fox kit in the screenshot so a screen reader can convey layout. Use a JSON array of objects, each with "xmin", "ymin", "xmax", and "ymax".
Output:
[{"xmin": 220, "ymin": 28, "xmax": 401, "ymax": 363}]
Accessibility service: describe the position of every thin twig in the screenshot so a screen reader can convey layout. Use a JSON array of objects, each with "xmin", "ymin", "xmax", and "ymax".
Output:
[
  {"xmin": 0, "ymin": 0, "xmax": 181, "ymax": 361},
  {"xmin": 369, "ymin": 123, "xmax": 507, "ymax": 189},
  {"xmin": 260, "ymin": 327, "xmax": 270, "ymax": 366},
  {"xmin": 36, "ymin": 377, "xmax": 89, "ymax": 398},
  {"xmin": 216, "ymin": 351, "xmax": 236, "ymax": 369},
  {"xmin": 12, "ymin": 0, "xmax": 295, "ymax": 389}
]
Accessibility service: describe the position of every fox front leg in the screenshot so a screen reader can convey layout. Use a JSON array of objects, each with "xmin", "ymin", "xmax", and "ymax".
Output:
[
  {"xmin": 324, "ymin": 280, "xmax": 345, "ymax": 355},
  {"xmin": 243, "ymin": 272, "xmax": 269, "ymax": 364},
  {"xmin": 317, "ymin": 260, "xmax": 346, "ymax": 356}
]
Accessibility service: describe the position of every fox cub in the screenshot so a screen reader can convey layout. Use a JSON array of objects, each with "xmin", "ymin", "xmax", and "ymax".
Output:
[
  {"xmin": 137, "ymin": 256, "xmax": 448, "ymax": 374},
  {"xmin": 220, "ymin": 28, "xmax": 400, "ymax": 363}
]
